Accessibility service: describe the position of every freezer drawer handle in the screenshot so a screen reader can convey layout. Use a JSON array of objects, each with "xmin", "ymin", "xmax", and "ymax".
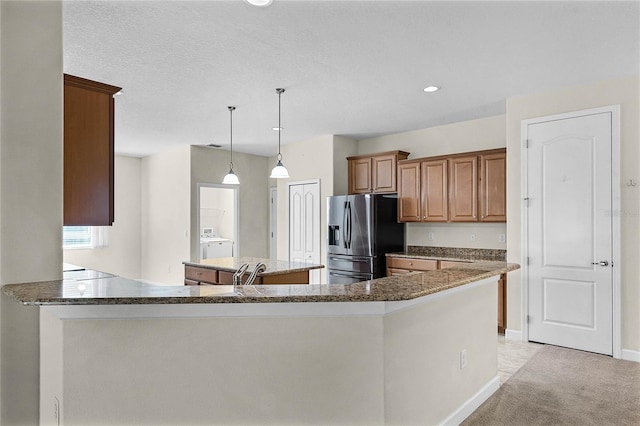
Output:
[
  {"xmin": 329, "ymin": 257, "xmax": 369, "ymax": 263},
  {"xmin": 329, "ymin": 271, "xmax": 369, "ymax": 278}
]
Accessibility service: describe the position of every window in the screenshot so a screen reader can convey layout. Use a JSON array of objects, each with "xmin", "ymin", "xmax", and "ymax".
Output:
[{"xmin": 63, "ymin": 226, "xmax": 109, "ymax": 249}]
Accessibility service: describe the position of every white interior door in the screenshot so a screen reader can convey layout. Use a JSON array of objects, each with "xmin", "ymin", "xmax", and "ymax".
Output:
[
  {"xmin": 525, "ymin": 110, "xmax": 613, "ymax": 355},
  {"xmin": 289, "ymin": 182, "xmax": 321, "ymax": 283}
]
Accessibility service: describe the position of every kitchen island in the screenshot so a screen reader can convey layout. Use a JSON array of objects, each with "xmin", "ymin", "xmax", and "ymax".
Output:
[
  {"xmin": 4, "ymin": 261, "xmax": 518, "ymax": 426},
  {"xmin": 183, "ymin": 256, "xmax": 324, "ymax": 285}
]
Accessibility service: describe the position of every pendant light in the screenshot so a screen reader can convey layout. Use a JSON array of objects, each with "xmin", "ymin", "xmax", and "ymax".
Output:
[
  {"xmin": 222, "ymin": 106, "xmax": 240, "ymax": 185},
  {"xmin": 270, "ymin": 88, "xmax": 290, "ymax": 179}
]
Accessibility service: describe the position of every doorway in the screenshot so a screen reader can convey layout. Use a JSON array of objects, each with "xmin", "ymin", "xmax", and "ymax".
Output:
[
  {"xmin": 521, "ymin": 105, "xmax": 620, "ymax": 356},
  {"xmin": 288, "ymin": 180, "xmax": 321, "ymax": 284},
  {"xmin": 197, "ymin": 184, "xmax": 239, "ymax": 261}
]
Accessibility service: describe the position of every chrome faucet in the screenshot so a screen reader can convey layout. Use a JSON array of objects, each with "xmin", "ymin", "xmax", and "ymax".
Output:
[
  {"xmin": 245, "ymin": 262, "xmax": 267, "ymax": 285},
  {"xmin": 232, "ymin": 263, "xmax": 249, "ymax": 287}
]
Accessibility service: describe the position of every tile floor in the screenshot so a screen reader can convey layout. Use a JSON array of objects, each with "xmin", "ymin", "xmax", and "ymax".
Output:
[{"xmin": 497, "ymin": 334, "xmax": 543, "ymax": 384}]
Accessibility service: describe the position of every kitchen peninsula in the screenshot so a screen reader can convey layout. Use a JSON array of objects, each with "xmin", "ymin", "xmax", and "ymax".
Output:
[
  {"xmin": 4, "ymin": 261, "xmax": 518, "ymax": 425},
  {"xmin": 183, "ymin": 256, "xmax": 323, "ymax": 285}
]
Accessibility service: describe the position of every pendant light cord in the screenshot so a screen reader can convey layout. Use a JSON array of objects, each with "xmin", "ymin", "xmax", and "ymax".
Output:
[
  {"xmin": 228, "ymin": 106, "xmax": 235, "ymax": 169},
  {"xmin": 276, "ymin": 88, "xmax": 285, "ymax": 161}
]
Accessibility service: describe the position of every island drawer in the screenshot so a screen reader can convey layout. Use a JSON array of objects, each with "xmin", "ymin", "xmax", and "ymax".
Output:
[
  {"xmin": 218, "ymin": 270, "xmax": 262, "ymax": 285},
  {"xmin": 386, "ymin": 257, "xmax": 438, "ymax": 271},
  {"xmin": 185, "ymin": 266, "xmax": 218, "ymax": 284}
]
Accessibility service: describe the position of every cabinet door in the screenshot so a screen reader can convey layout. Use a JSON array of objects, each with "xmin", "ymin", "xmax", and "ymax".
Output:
[
  {"xmin": 421, "ymin": 159, "xmax": 448, "ymax": 222},
  {"xmin": 64, "ymin": 75, "xmax": 121, "ymax": 226},
  {"xmin": 397, "ymin": 162, "xmax": 421, "ymax": 222},
  {"xmin": 498, "ymin": 273, "xmax": 507, "ymax": 333},
  {"xmin": 372, "ymin": 154, "xmax": 397, "ymax": 193},
  {"xmin": 349, "ymin": 158, "xmax": 372, "ymax": 194},
  {"xmin": 449, "ymin": 156, "xmax": 478, "ymax": 222},
  {"xmin": 479, "ymin": 151, "xmax": 506, "ymax": 222}
]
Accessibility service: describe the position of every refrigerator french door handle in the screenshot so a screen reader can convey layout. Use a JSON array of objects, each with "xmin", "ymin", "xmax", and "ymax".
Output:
[
  {"xmin": 342, "ymin": 202, "xmax": 348, "ymax": 249},
  {"xmin": 346, "ymin": 202, "xmax": 352, "ymax": 249},
  {"xmin": 342, "ymin": 201, "xmax": 352, "ymax": 249}
]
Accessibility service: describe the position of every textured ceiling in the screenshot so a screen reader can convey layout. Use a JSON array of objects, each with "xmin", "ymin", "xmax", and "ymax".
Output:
[{"xmin": 63, "ymin": 1, "xmax": 640, "ymax": 157}]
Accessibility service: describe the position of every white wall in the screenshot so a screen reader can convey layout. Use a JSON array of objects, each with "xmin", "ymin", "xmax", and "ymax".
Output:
[
  {"xmin": 141, "ymin": 145, "xmax": 191, "ymax": 285},
  {"xmin": 64, "ymin": 155, "xmax": 142, "ymax": 279},
  {"xmin": 505, "ymin": 75, "xmax": 640, "ymax": 353},
  {"xmin": 0, "ymin": 1, "xmax": 63, "ymax": 424},
  {"xmin": 332, "ymin": 136, "xmax": 358, "ymax": 195},
  {"xmin": 358, "ymin": 115, "xmax": 508, "ymax": 250},
  {"xmin": 190, "ymin": 146, "xmax": 270, "ymax": 261}
]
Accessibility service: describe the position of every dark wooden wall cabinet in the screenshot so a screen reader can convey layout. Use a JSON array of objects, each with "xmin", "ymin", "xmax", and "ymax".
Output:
[
  {"xmin": 347, "ymin": 151, "xmax": 409, "ymax": 194},
  {"xmin": 398, "ymin": 148, "xmax": 506, "ymax": 223},
  {"xmin": 64, "ymin": 74, "xmax": 121, "ymax": 226}
]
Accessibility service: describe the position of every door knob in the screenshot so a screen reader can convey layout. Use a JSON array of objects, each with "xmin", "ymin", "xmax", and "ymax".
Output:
[{"xmin": 591, "ymin": 260, "xmax": 609, "ymax": 266}]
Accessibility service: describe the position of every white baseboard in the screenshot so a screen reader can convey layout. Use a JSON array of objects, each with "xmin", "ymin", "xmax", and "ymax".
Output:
[
  {"xmin": 440, "ymin": 375, "xmax": 500, "ymax": 426},
  {"xmin": 621, "ymin": 349, "xmax": 640, "ymax": 363},
  {"xmin": 505, "ymin": 328, "xmax": 522, "ymax": 341}
]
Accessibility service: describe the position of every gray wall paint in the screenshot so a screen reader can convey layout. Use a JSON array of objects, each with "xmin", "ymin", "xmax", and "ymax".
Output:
[
  {"xmin": 0, "ymin": 1, "xmax": 63, "ymax": 423},
  {"xmin": 190, "ymin": 146, "xmax": 270, "ymax": 261}
]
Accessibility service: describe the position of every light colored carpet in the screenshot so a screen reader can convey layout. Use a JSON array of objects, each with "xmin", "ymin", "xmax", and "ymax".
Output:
[{"xmin": 463, "ymin": 345, "xmax": 640, "ymax": 426}]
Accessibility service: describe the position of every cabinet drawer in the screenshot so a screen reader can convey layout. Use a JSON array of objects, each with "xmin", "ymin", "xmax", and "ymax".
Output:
[
  {"xmin": 386, "ymin": 257, "xmax": 438, "ymax": 271},
  {"xmin": 184, "ymin": 266, "xmax": 218, "ymax": 284}
]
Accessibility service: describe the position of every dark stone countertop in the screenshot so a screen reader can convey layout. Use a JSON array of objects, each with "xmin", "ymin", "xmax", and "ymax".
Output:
[{"xmin": 3, "ymin": 260, "xmax": 519, "ymax": 306}]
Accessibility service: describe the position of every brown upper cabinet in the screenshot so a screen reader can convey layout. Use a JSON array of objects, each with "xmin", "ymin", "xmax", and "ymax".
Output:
[
  {"xmin": 449, "ymin": 155, "xmax": 478, "ymax": 222},
  {"xmin": 397, "ymin": 148, "xmax": 506, "ymax": 223},
  {"xmin": 398, "ymin": 159, "xmax": 448, "ymax": 222},
  {"xmin": 347, "ymin": 151, "xmax": 409, "ymax": 194},
  {"xmin": 64, "ymin": 74, "xmax": 121, "ymax": 226},
  {"xmin": 479, "ymin": 151, "xmax": 507, "ymax": 221}
]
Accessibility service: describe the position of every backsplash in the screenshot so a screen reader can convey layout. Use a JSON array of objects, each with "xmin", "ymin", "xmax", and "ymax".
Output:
[
  {"xmin": 407, "ymin": 245, "xmax": 506, "ymax": 261},
  {"xmin": 405, "ymin": 222, "xmax": 507, "ymax": 250}
]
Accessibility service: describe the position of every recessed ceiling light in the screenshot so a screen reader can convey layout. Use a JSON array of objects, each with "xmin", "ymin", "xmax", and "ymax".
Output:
[
  {"xmin": 245, "ymin": 0, "xmax": 273, "ymax": 6},
  {"xmin": 423, "ymin": 86, "xmax": 439, "ymax": 93}
]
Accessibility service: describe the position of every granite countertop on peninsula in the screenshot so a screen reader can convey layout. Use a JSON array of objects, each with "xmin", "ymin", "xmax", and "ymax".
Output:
[
  {"xmin": 183, "ymin": 256, "xmax": 324, "ymax": 276},
  {"xmin": 3, "ymin": 260, "xmax": 519, "ymax": 306}
]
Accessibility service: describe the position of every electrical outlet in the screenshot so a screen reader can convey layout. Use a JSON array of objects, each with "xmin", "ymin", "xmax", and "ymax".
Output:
[
  {"xmin": 470, "ymin": 233, "xmax": 477, "ymax": 242},
  {"xmin": 499, "ymin": 234, "xmax": 506, "ymax": 243},
  {"xmin": 460, "ymin": 349, "xmax": 467, "ymax": 370},
  {"xmin": 428, "ymin": 232, "xmax": 434, "ymax": 241}
]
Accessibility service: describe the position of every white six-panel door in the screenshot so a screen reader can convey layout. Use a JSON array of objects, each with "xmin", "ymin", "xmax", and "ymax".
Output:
[
  {"xmin": 289, "ymin": 182, "xmax": 321, "ymax": 283},
  {"xmin": 525, "ymin": 110, "xmax": 614, "ymax": 355}
]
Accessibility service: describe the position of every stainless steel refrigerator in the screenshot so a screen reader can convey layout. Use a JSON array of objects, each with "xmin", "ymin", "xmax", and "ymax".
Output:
[{"xmin": 326, "ymin": 194, "xmax": 405, "ymax": 284}]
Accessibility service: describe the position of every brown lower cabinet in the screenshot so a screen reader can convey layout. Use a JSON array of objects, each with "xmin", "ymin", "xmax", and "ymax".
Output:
[
  {"xmin": 184, "ymin": 265, "xmax": 310, "ymax": 285},
  {"xmin": 386, "ymin": 256, "xmax": 506, "ymax": 332}
]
